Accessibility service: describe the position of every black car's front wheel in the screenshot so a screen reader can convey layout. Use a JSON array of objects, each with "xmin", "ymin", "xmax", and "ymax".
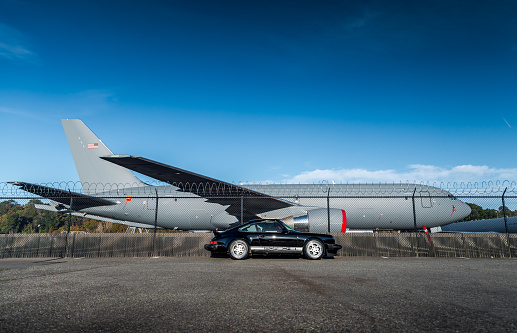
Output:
[
  {"xmin": 228, "ymin": 239, "xmax": 249, "ymax": 260},
  {"xmin": 304, "ymin": 239, "xmax": 324, "ymax": 260}
]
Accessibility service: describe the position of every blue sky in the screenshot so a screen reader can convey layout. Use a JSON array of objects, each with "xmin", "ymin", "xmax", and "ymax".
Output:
[{"xmin": 1, "ymin": 0, "xmax": 516, "ymax": 186}]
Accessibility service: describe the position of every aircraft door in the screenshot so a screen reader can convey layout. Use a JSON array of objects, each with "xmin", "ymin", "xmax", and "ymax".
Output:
[
  {"xmin": 420, "ymin": 191, "xmax": 432, "ymax": 208},
  {"xmin": 123, "ymin": 196, "xmax": 156, "ymax": 223},
  {"xmin": 145, "ymin": 197, "xmax": 156, "ymax": 211}
]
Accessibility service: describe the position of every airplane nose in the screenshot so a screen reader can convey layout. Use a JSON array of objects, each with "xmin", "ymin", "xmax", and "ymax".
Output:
[{"xmin": 455, "ymin": 201, "xmax": 472, "ymax": 220}]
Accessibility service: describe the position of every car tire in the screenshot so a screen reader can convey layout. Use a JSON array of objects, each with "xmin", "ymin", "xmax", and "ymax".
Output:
[
  {"xmin": 228, "ymin": 239, "xmax": 249, "ymax": 260},
  {"xmin": 304, "ymin": 239, "xmax": 324, "ymax": 260}
]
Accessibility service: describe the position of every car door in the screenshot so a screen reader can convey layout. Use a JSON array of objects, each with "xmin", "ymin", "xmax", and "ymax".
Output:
[{"xmin": 256, "ymin": 221, "xmax": 298, "ymax": 250}]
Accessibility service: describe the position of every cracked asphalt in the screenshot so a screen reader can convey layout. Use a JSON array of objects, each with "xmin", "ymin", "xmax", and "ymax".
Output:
[{"xmin": 1, "ymin": 256, "xmax": 516, "ymax": 332}]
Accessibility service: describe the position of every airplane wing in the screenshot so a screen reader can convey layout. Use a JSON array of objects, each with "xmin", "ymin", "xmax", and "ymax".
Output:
[
  {"xmin": 9, "ymin": 182, "xmax": 117, "ymax": 210},
  {"xmin": 100, "ymin": 155, "xmax": 294, "ymax": 216}
]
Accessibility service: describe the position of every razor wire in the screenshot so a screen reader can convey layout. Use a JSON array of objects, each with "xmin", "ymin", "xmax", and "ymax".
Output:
[{"xmin": 2, "ymin": 180, "xmax": 517, "ymax": 198}]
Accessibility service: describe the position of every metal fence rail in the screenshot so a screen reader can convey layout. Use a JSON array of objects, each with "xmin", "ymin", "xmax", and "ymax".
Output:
[{"xmin": 1, "ymin": 233, "xmax": 515, "ymax": 259}]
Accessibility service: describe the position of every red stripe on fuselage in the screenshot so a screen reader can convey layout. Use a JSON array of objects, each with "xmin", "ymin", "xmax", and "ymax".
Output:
[{"xmin": 341, "ymin": 209, "xmax": 347, "ymax": 233}]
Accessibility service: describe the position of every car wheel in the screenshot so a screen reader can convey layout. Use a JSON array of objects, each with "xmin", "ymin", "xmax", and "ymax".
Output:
[
  {"xmin": 304, "ymin": 239, "xmax": 324, "ymax": 260},
  {"xmin": 228, "ymin": 239, "xmax": 249, "ymax": 260}
]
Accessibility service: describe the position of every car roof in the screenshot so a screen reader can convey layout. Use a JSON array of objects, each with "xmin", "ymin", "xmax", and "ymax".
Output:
[
  {"xmin": 230, "ymin": 219, "xmax": 282, "ymax": 229},
  {"xmin": 218, "ymin": 219, "xmax": 284, "ymax": 233},
  {"xmin": 247, "ymin": 218, "xmax": 282, "ymax": 223}
]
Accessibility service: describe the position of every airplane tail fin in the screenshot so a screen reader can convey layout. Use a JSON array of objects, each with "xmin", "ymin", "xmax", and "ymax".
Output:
[{"xmin": 61, "ymin": 119, "xmax": 146, "ymax": 194}]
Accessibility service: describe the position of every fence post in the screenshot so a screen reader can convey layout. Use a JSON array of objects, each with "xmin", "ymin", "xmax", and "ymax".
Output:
[
  {"xmin": 65, "ymin": 190, "xmax": 72, "ymax": 257},
  {"xmin": 241, "ymin": 195, "xmax": 244, "ymax": 224},
  {"xmin": 502, "ymin": 187, "xmax": 511, "ymax": 258},
  {"xmin": 410, "ymin": 188, "xmax": 418, "ymax": 257},
  {"xmin": 502, "ymin": 187, "xmax": 509, "ymax": 234},
  {"xmin": 327, "ymin": 187, "xmax": 331, "ymax": 233},
  {"xmin": 68, "ymin": 191, "xmax": 72, "ymax": 234},
  {"xmin": 71, "ymin": 233, "xmax": 76, "ymax": 258},
  {"xmin": 412, "ymin": 188, "xmax": 417, "ymax": 231},
  {"xmin": 153, "ymin": 189, "xmax": 159, "ymax": 256}
]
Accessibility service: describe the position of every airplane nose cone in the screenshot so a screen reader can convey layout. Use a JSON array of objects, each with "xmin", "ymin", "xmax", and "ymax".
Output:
[{"xmin": 456, "ymin": 201, "xmax": 472, "ymax": 220}]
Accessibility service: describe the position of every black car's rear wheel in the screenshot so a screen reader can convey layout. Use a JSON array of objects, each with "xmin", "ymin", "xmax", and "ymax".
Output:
[
  {"xmin": 304, "ymin": 239, "xmax": 324, "ymax": 260},
  {"xmin": 228, "ymin": 239, "xmax": 249, "ymax": 260}
]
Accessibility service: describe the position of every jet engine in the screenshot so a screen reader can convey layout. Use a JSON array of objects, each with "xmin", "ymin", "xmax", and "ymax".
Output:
[{"xmin": 291, "ymin": 208, "xmax": 346, "ymax": 233}]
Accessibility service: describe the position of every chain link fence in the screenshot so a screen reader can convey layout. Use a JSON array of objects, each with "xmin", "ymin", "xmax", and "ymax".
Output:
[
  {"xmin": 1, "ymin": 231, "xmax": 515, "ymax": 259},
  {"xmin": 1, "ymin": 181, "xmax": 516, "ymax": 258}
]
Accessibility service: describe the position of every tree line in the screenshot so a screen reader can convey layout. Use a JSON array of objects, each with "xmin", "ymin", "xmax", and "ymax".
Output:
[
  {"xmin": 0, "ymin": 200, "xmax": 127, "ymax": 234},
  {"xmin": 461, "ymin": 203, "xmax": 517, "ymax": 222}
]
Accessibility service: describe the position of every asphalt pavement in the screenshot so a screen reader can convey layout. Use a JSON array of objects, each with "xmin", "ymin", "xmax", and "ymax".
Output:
[{"xmin": 1, "ymin": 256, "xmax": 516, "ymax": 332}]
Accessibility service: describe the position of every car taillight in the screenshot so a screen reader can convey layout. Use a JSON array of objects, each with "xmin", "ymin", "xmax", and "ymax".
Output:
[{"xmin": 210, "ymin": 241, "xmax": 217, "ymax": 245}]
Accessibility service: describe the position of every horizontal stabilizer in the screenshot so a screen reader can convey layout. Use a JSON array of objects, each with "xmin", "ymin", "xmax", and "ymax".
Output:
[{"xmin": 10, "ymin": 182, "xmax": 117, "ymax": 210}]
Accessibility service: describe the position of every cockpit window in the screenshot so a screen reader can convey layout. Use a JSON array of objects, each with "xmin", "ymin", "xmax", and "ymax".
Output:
[{"xmin": 448, "ymin": 194, "xmax": 457, "ymax": 200}]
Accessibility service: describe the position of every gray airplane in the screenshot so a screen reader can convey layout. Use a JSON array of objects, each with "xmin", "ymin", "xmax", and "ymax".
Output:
[{"xmin": 11, "ymin": 119, "xmax": 472, "ymax": 232}]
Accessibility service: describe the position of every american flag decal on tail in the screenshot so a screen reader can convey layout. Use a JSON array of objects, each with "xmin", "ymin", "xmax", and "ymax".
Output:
[{"xmin": 88, "ymin": 143, "xmax": 98, "ymax": 149}]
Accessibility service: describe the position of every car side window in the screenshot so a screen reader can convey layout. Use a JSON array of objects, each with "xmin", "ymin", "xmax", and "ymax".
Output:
[
  {"xmin": 239, "ymin": 223, "xmax": 258, "ymax": 232},
  {"xmin": 256, "ymin": 221, "xmax": 283, "ymax": 233}
]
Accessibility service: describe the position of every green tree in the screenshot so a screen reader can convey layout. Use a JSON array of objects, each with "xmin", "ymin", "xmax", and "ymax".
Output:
[
  {"xmin": 0, "ymin": 200, "xmax": 20, "ymax": 216},
  {"xmin": 83, "ymin": 219, "xmax": 97, "ymax": 233},
  {"xmin": 35, "ymin": 211, "xmax": 60, "ymax": 233},
  {"xmin": 462, "ymin": 203, "xmax": 502, "ymax": 221},
  {"xmin": 2, "ymin": 213, "xmax": 28, "ymax": 233}
]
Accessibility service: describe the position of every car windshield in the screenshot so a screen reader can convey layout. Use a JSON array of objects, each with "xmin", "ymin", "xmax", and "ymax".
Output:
[{"xmin": 278, "ymin": 220, "xmax": 296, "ymax": 232}]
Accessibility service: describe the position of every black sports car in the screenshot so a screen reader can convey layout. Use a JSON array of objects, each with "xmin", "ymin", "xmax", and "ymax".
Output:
[{"xmin": 204, "ymin": 219, "xmax": 342, "ymax": 260}]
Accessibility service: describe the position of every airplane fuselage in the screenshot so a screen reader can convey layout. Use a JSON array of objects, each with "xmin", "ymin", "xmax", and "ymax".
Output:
[{"xmin": 79, "ymin": 183, "xmax": 471, "ymax": 232}]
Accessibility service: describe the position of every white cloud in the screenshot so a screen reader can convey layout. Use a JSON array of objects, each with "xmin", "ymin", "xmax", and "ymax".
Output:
[
  {"xmin": 0, "ymin": 23, "xmax": 38, "ymax": 63},
  {"xmin": 284, "ymin": 164, "xmax": 517, "ymax": 185}
]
